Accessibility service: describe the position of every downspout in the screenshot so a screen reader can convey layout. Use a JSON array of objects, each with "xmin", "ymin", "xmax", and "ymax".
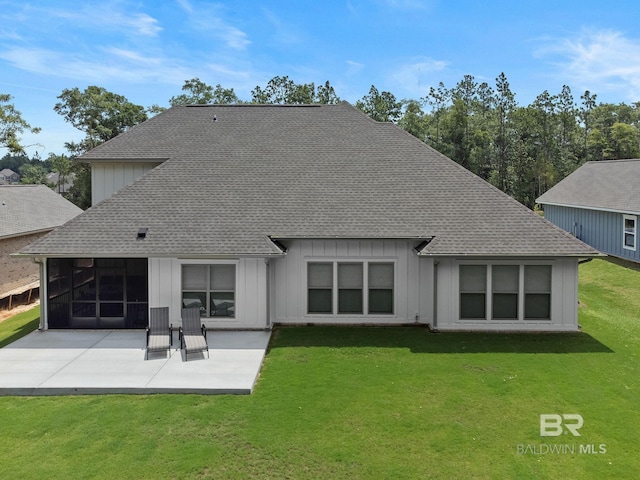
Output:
[
  {"xmin": 32, "ymin": 257, "xmax": 47, "ymax": 330},
  {"xmin": 265, "ymin": 258, "xmax": 271, "ymax": 329},
  {"xmin": 432, "ymin": 261, "xmax": 438, "ymax": 331}
]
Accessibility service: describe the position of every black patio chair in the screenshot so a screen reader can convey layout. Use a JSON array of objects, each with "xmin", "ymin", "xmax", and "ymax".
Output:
[
  {"xmin": 179, "ymin": 307, "xmax": 209, "ymax": 361},
  {"xmin": 145, "ymin": 307, "xmax": 172, "ymax": 360}
]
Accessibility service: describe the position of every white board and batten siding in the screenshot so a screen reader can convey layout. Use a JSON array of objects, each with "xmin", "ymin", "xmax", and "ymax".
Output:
[
  {"xmin": 271, "ymin": 239, "xmax": 435, "ymax": 326},
  {"xmin": 148, "ymin": 257, "xmax": 268, "ymax": 329},
  {"xmin": 434, "ymin": 257, "xmax": 580, "ymax": 332},
  {"xmin": 91, "ymin": 162, "xmax": 162, "ymax": 206}
]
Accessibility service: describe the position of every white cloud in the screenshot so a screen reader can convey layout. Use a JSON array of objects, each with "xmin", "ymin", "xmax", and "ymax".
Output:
[
  {"xmin": 186, "ymin": 3, "xmax": 250, "ymax": 50},
  {"xmin": 49, "ymin": 5, "xmax": 162, "ymax": 37},
  {"xmin": 389, "ymin": 57, "xmax": 450, "ymax": 97},
  {"xmin": 536, "ymin": 29, "xmax": 640, "ymax": 101},
  {"xmin": 0, "ymin": 46, "xmax": 191, "ymax": 85}
]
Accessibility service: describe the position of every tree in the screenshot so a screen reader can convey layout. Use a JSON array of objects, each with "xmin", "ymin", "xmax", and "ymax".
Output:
[
  {"xmin": 355, "ymin": 85, "xmax": 402, "ymax": 122},
  {"xmin": 54, "ymin": 86, "xmax": 148, "ymax": 154},
  {"xmin": 423, "ymin": 82, "xmax": 449, "ymax": 149},
  {"xmin": 170, "ymin": 78, "xmax": 239, "ymax": 105},
  {"xmin": 49, "ymin": 153, "xmax": 74, "ymax": 194},
  {"xmin": 315, "ymin": 80, "xmax": 341, "ymax": 105},
  {"xmin": 493, "ymin": 73, "xmax": 516, "ymax": 192},
  {"xmin": 398, "ymin": 99, "xmax": 428, "ymax": 140},
  {"xmin": 579, "ymin": 90, "xmax": 597, "ymax": 162},
  {"xmin": 251, "ymin": 76, "xmax": 339, "ymax": 104},
  {"xmin": 19, "ymin": 163, "xmax": 48, "ymax": 185},
  {"xmin": 0, "ymin": 94, "xmax": 41, "ymax": 154}
]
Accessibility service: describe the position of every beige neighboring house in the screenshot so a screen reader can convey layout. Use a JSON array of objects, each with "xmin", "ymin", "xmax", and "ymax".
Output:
[{"xmin": 0, "ymin": 185, "xmax": 82, "ymax": 310}]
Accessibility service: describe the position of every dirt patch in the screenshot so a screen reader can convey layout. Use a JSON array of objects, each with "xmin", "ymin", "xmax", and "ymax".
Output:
[{"xmin": 0, "ymin": 301, "xmax": 40, "ymax": 323}]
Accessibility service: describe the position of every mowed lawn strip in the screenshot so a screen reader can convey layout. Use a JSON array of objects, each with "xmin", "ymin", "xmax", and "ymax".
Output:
[{"xmin": 0, "ymin": 258, "xmax": 638, "ymax": 479}]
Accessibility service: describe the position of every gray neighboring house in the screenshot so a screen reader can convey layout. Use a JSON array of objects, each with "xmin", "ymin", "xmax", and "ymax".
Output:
[
  {"xmin": 537, "ymin": 159, "xmax": 640, "ymax": 263},
  {"xmin": 0, "ymin": 168, "xmax": 20, "ymax": 184},
  {"xmin": 1, "ymin": 185, "xmax": 83, "ymax": 307},
  {"xmin": 20, "ymin": 103, "xmax": 598, "ymax": 332}
]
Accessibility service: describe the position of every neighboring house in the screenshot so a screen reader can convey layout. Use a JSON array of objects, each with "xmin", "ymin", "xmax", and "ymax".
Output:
[
  {"xmin": 0, "ymin": 168, "xmax": 20, "ymax": 184},
  {"xmin": 0, "ymin": 185, "xmax": 83, "ymax": 308},
  {"xmin": 21, "ymin": 103, "xmax": 598, "ymax": 332},
  {"xmin": 46, "ymin": 172, "xmax": 76, "ymax": 195},
  {"xmin": 537, "ymin": 159, "xmax": 640, "ymax": 263}
]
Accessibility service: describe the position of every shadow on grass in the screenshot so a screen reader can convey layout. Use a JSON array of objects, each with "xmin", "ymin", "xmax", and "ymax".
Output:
[
  {"xmin": 270, "ymin": 325, "xmax": 613, "ymax": 354},
  {"xmin": 0, "ymin": 317, "xmax": 40, "ymax": 349}
]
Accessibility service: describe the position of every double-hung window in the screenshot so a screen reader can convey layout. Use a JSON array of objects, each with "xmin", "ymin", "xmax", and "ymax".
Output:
[
  {"xmin": 182, "ymin": 264, "xmax": 236, "ymax": 318},
  {"xmin": 307, "ymin": 261, "xmax": 394, "ymax": 315},
  {"xmin": 460, "ymin": 264, "xmax": 552, "ymax": 321},
  {"xmin": 623, "ymin": 215, "xmax": 637, "ymax": 251}
]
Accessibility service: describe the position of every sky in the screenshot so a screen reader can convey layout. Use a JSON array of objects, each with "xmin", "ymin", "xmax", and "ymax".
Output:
[{"xmin": 2, "ymin": 0, "xmax": 640, "ymax": 156}]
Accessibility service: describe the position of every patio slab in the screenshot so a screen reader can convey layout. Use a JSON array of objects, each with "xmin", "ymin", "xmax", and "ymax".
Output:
[{"xmin": 0, "ymin": 329, "xmax": 271, "ymax": 395}]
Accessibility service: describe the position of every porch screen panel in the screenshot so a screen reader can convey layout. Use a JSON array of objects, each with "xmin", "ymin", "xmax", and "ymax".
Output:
[
  {"xmin": 338, "ymin": 263, "xmax": 363, "ymax": 314},
  {"xmin": 524, "ymin": 265, "xmax": 551, "ymax": 320},
  {"xmin": 210, "ymin": 265, "xmax": 235, "ymax": 317},
  {"xmin": 460, "ymin": 265, "xmax": 486, "ymax": 319},
  {"xmin": 368, "ymin": 263, "xmax": 394, "ymax": 314},
  {"xmin": 308, "ymin": 263, "xmax": 333, "ymax": 313},
  {"xmin": 492, "ymin": 265, "xmax": 519, "ymax": 319}
]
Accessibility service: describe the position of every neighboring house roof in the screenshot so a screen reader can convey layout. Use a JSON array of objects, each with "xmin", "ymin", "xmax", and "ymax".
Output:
[
  {"xmin": 0, "ymin": 168, "xmax": 18, "ymax": 179},
  {"xmin": 0, "ymin": 185, "xmax": 83, "ymax": 239},
  {"xmin": 537, "ymin": 159, "xmax": 640, "ymax": 215},
  {"xmin": 21, "ymin": 103, "xmax": 597, "ymax": 258}
]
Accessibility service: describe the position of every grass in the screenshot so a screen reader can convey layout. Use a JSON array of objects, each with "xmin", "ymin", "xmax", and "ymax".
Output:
[
  {"xmin": 0, "ymin": 305, "xmax": 40, "ymax": 348},
  {"xmin": 0, "ymin": 258, "xmax": 638, "ymax": 479}
]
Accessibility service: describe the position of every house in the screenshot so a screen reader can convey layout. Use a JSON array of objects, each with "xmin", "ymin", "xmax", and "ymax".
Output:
[
  {"xmin": 20, "ymin": 103, "xmax": 598, "ymax": 332},
  {"xmin": 0, "ymin": 168, "xmax": 20, "ymax": 184},
  {"xmin": 536, "ymin": 159, "xmax": 640, "ymax": 263},
  {"xmin": 46, "ymin": 171, "xmax": 76, "ymax": 195},
  {"xmin": 1, "ymin": 185, "xmax": 83, "ymax": 309}
]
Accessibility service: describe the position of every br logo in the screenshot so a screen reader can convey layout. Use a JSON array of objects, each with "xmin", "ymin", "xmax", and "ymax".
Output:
[{"xmin": 540, "ymin": 414, "xmax": 584, "ymax": 437}]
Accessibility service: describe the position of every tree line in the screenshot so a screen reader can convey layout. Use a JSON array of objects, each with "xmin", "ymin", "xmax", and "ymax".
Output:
[{"xmin": 2, "ymin": 73, "xmax": 639, "ymax": 209}]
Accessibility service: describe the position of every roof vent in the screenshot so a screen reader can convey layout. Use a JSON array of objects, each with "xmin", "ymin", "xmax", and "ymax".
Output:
[
  {"xmin": 137, "ymin": 227, "xmax": 148, "ymax": 240},
  {"xmin": 212, "ymin": 116, "xmax": 217, "ymax": 122}
]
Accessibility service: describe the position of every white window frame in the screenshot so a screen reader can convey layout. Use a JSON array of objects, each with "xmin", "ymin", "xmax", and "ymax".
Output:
[
  {"xmin": 305, "ymin": 259, "xmax": 396, "ymax": 317},
  {"xmin": 180, "ymin": 260, "xmax": 238, "ymax": 319},
  {"xmin": 458, "ymin": 261, "xmax": 553, "ymax": 322},
  {"xmin": 623, "ymin": 215, "xmax": 637, "ymax": 251}
]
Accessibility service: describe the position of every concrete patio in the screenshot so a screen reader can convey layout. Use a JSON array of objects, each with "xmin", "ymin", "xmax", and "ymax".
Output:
[{"xmin": 0, "ymin": 329, "xmax": 271, "ymax": 396}]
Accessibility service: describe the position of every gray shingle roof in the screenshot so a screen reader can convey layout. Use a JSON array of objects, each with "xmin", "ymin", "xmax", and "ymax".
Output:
[
  {"xmin": 536, "ymin": 159, "xmax": 640, "ymax": 214},
  {"xmin": 21, "ymin": 103, "xmax": 597, "ymax": 257},
  {"xmin": 0, "ymin": 185, "xmax": 83, "ymax": 239}
]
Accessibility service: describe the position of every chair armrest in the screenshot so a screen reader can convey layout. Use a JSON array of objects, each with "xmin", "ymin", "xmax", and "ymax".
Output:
[{"xmin": 201, "ymin": 324, "xmax": 207, "ymax": 340}]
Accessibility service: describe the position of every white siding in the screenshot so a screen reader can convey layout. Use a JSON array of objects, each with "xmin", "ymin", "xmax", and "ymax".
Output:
[
  {"xmin": 148, "ymin": 257, "xmax": 268, "ymax": 329},
  {"xmin": 271, "ymin": 239, "xmax": 431, "ymax": 325},
  {"xmin": 91, "ymin": 162, "xmax": 161, "ymax": 205},
  {"xmin": 434, "ymin": 257, "xmax": 580, "ymax": 332}
]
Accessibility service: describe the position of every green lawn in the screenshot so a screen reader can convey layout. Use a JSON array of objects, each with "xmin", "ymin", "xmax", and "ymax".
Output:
[{"xmin": 0, "ymin": 258, "xmax": 638, "ymax": 479}]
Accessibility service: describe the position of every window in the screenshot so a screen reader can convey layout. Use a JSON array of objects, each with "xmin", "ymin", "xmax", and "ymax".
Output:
[
  {"xmin": 492, "ymin": 265, "xmax": 519, "ymax": 319},
  {"xmin": 369, "ymin": 263, "xmax": 394, "ymax": 314},
  {"xmin": 182, "ymin": 264, "xmax": 235, "ymax": 318},
  {"xmin": 307, "ymin": 261, "xmax": 394, "ymax": 315},
  {"xmin": 308, "ymin": 263, "xmax": 333, "ymax": 314},
  {"xmin": 623, "ymin": 215, "xmax": 637, "ymax": 251},
  {"xmin": 459, "ymin": 264, "xmax": 552, "ymax": 321},
  {"xmin": 524, "ymin": 265, "xmax": 551, "ymax": 320},
  {"xmin": 338, "ymin": 263, "xmax": 363, "ymax": 314},
  {"xmin": 460, "ymin": 265, "xmax": 487, "ymax": 319}
]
